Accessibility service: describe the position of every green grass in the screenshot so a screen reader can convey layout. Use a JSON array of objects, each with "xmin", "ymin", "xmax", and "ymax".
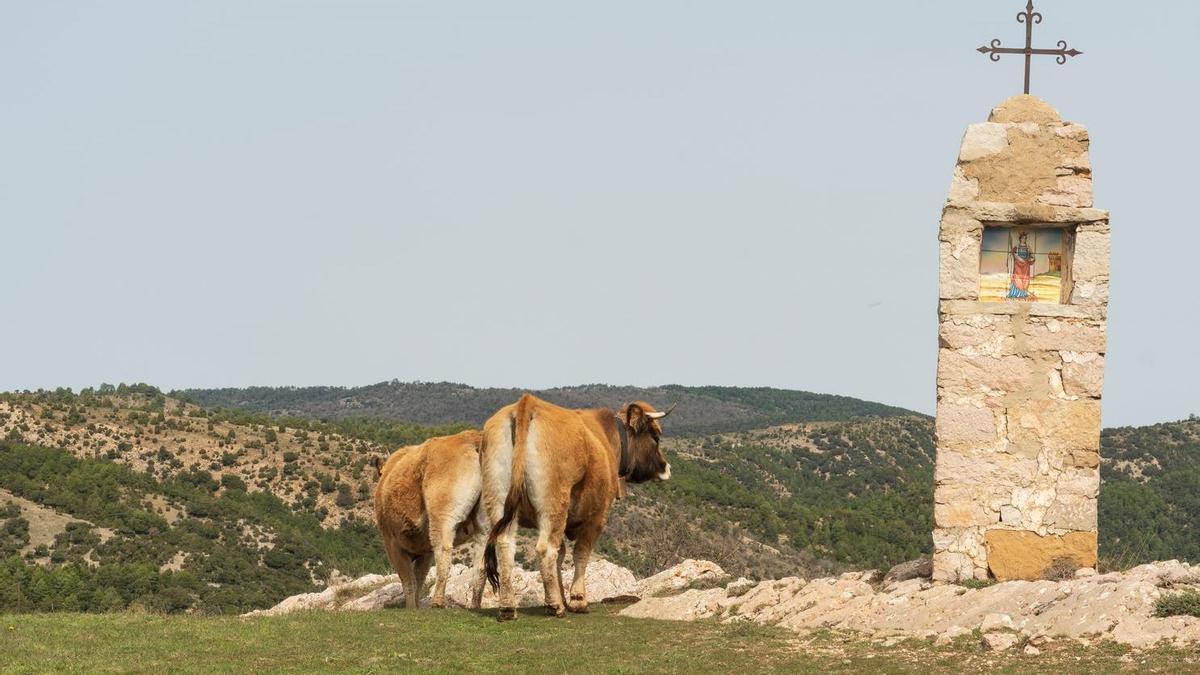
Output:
[{"xmin": 2, "ymin": 605, "xmax": 1200, "ymax": 674}]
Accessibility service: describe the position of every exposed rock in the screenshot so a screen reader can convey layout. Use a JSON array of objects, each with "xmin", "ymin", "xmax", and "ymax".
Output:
[
  {"xmin": 250, "ymin": 558, "xmax": 1200, "ymax": 649},
  {"xmin": 982, "ymin": 632, "xmax": 1020, "ymax": 652},
  {"xmin": 725, "ymin": 577, "xmax": 757, "ymax": 597},
  {"xmin": 246, "ymin": 559, "xmax": 639, "ymax": 616},
  {"xmin": 1023, "ymin": 644, "xmax": 1041, "ymax": 656},
  {"xmin": 636, "ymin": 559, "xmax": 728, "ymax": 597},
  {"xmin": 619, "ymin": 587, "xmax": 729, "ymax": 622},
  {"xmin": 884, "ymin": 558, "xmax": 932, "ymax": 586},
  {"xmin": 980, "ymin": 612, "xmax": 1015, "ymax": 633},
  {"xmin": 934, "ymin": 625, "xmax": 972, "ymax": 646},
  {"xmin": 959, "ymin": 123, "xmax": 1010, "ymax": 162},
  {"xmin": 619, "ymin": 559, "xmax": 1200, "ymax": 649}
]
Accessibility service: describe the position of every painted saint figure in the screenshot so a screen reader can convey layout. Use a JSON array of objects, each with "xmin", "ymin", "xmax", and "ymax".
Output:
[{"xmin": 1007, "ymin": 231, "xmax": 1036, "ymax": 300}]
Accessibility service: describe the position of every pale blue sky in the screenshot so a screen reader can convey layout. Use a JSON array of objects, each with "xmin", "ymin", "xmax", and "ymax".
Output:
[{"xmin": 2, "ymin": 1, "xmax": 1196, "ymax": 427}]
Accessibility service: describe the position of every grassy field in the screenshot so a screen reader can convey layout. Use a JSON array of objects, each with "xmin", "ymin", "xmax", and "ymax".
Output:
[{"xmin": 2, "ymin": 604, "xmax": 1199, "ymax": 674}]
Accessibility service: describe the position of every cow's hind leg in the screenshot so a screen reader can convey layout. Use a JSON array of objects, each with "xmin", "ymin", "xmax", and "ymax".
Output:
[
  {"xmin": 566, "ymin": 519, "xmax": 603, "ymax": 613},
  {"xmin": 469, "ymin": 536, "xmax": 487, "ymax": 609},
  {"xmin": 534, "ymin": 504, "xmax": 569, "ymax": 617},
  {"xmin": 555, "ymin": 541, "xmax": 567, "ymax": 611},
  {"xmin": 412, "ymin": 552, "xmax": 436, "ymax": 610},
  {"xmin": 384, "ymin": 535, "xmax": 421, "ymax": 610},
  {"xmin": 494, "ymin": 518, "xmax": 520, "ymax": 620},
  {"xmin": 428, "ymin": 520, "xmax": 456, "ymax": 608}
]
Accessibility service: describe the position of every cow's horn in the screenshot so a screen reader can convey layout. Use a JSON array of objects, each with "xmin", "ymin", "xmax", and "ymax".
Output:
[{"xmin": 645, "ymin": 403, "xmax": 677, "ymax": 419}]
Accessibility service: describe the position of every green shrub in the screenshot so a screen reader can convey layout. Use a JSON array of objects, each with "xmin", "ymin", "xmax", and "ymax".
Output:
[{"xmin": 1154, "ymin": 588, "xmax": 1200, "ymax": 618}]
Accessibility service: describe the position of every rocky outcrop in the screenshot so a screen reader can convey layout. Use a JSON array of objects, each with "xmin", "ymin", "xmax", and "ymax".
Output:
[
  {"xmin": 247, "ymin": 558, "xmax": 646, "ymax": 616},
  {"xmin": 620, "ymin": 560, "xmax": 1200, "ymax": 649},
  {"xmin": 635, "ymin": 559, "xmax": 728, "ymax": 597},
  {"xmin": 248, "ymin": 557, "xmax": 1200, "ymax": 649}
]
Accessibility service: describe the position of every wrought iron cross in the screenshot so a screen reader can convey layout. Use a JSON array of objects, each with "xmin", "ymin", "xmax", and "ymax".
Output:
[{"xmin": 977, "ymin": 1, "xmax": 1082, "ymax": 95}]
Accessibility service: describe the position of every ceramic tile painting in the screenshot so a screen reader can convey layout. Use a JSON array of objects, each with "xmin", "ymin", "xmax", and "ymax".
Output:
[{"xmin": 979, "ymin": 226, "xmax": 1068, "ymax": 303}]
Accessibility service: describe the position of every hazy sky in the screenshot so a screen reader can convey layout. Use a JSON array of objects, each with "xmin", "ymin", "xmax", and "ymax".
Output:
[{"xmin": 2, "ymin": 1, "xmax": 1197, "ymax": 427}]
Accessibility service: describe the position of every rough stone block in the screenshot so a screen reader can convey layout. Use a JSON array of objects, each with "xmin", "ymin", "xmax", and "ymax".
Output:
[
  {"xmin": 936, "ymin": 484, "xmax": 1001, "ymax": 528},
  {"xmin": 1006, "ymin": 398, "xmax": 1102, "ymax": 453},
  {"xmin": 1072, "ymin": 229, "xmax": 1109, "ymax": 282},
  {"xmin": 959, "ymin": 123, "xmax": 1010, "ymax": 161},
  {"xmin": 935, "ymin": 405, "xmax": 999, "ymax": 447},
  {"xmin": 1069, "ymin": 279, "xmax": 1110, "ymax": 306},
  {"xmin": 938, "ymin": 350, "xmax": 1018, "ymax": 389},
  {"xmin": 1022, "ymin": 318, "xmax": 1107, "ymax": 353},
  {"xmin": 1044, "ymin": 497, "xmax": 1098, "ymax": 532},
  {"xmin": 939, "ymin": 316, "xmax": 1015, "ymax": 356},
  {"xmin": 1055, "ymin": 467, "xmax": 1100, "ymax": 497},
  {"xmin": 1061, "ymin": 352, "xmax": 1105, "ymax": 398},
  {"xmin": 947, "ymin": 166, "xmax": 980, "ymax": 204},
  {"xmin": 935, "ymin": 450, "xmax": 1037, "ymax": 487},
  {"xmin": 939, "ymin": 240, "xmax": 980, "ymax": 300},
  {"xmin": 1039, "ymin": 174, "xmax": 1093, "ymax": 208},
  {"xmin": 932, "ymin": 550, "xmax": 975, "ymax": 583},
  {"xmin": 984, "ymin": 530, "xmax": 1097, "ymax": 581}
]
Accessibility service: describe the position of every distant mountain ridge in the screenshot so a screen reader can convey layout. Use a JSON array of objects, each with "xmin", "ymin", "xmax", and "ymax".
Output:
[{"xmin": 173, "ymin": 382, "xmax": 919, "ymax": 435}]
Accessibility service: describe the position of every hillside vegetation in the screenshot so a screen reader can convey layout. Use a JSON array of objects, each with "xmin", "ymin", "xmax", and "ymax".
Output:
[{"xmin": 174, "ymin": 382, "xmax": 914, "ymax": 434}]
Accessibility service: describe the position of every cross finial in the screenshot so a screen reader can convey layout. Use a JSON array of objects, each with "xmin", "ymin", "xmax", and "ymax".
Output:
[{"xmin": 977, "ymin": 1, "xmax": 1082, "ymax": 95}]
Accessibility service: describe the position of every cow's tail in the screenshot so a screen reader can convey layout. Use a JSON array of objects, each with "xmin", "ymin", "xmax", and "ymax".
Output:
[{"xmin": 484, "ymin": 394, "xmax": 533, "ymax": 592}]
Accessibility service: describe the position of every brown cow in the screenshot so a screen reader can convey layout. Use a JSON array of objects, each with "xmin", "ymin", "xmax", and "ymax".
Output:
[
  {"xmin": 481, "ymin": 393, "xmax": 673, "ymax": 620},
  {"xmin": 373, "ymin": 429, "xmax": 488, "ymax": 609}
]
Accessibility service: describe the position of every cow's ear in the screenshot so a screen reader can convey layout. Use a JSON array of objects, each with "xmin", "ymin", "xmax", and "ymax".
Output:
[{"xmin": 625, "ymin": 403, "xmax": 647, "ymax": 433}]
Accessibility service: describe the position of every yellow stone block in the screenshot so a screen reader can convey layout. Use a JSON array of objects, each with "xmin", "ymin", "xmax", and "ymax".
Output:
[{"xmin": 985, "ymin": 530, "xmax": 1097, "ymax": 581}]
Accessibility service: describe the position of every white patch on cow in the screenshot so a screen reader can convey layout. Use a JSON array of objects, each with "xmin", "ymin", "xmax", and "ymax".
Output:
[
  {"xmin": 523, "ymin": 422, "xmax": 547, "ymax": 514},
  {"xmin": 449, "ymin": 467, "xmax": 481, "ymax": 525},
  {"xmin": 658, "ymin": 463, "xmax": 671, "ymax": 481},
  {"xmin": 480, "ymin": 419, "xmax": 514, "ymax": 523}
]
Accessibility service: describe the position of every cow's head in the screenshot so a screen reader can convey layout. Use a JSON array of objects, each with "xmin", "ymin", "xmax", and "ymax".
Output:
[{"xmin": 618, "ymin": 401, "xmax": 675, "ymax": 483}]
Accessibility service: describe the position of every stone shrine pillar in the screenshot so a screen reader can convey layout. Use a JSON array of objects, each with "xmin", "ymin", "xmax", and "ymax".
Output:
[{"xmin": 933, "ymin": 95, "xmax": 1110, "ymax": 582}]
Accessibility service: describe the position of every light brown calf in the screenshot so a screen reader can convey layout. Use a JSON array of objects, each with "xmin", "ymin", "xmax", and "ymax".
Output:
[
  {"xmin": 481, "ymin": 393, "xmax": 673, "ymax": 621},
  {"xmin": 373, "ymin": 429, "xmax": 488, "ymax": 609}
]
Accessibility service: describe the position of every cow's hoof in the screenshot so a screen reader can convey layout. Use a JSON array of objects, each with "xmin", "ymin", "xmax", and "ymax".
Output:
[
  {"xmin": 430, "ymin": 600, "xmax": 446, "ymax": 609},
  {"xmin": 545, "ymin": 604, "xmax": 565, "ymax": 618},
  {"xmin": 567, "ymin": 601, "xmax": 589, "ymax": 614},
  {"xmin": 497, "ymin": 607, "xmax": 518, "ymax": 622}
]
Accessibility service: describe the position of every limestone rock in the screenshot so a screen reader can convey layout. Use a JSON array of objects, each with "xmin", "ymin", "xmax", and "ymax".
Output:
[
  {"xmin": 725, "ymin": 577, "xmax": 757, "ymax": 597},
  {"xmin": 959, "ymin": 123, "xmax": 1010, "ymax": 161},
  {"xmin": 636, "ymin": 559, "xmax": 728, "ymax": 598},
  {"xmin": 934, "ymin": 625, "xmax": 972, "ymax": 646},
  {"xmin": 618, "ymin": 587, "xmax": 727, "ymax": 621},
  {"xmin": 883, "ymin": 558, "xmax": 932, "ymax": 585},
  {"xmin": 980, "ymin": 612, "xmax": 1015, "ymax": 632},
  {"xmin": 246, "ymin": 559, "xmax": 640, "ymax": 616},
  {"xmin": 342, "ymin": 582, "xmax": 406, "ymax": 611},
  {"xmin": 982, "ymin": 632, "xmax": 1020, "ymax": 652}
]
